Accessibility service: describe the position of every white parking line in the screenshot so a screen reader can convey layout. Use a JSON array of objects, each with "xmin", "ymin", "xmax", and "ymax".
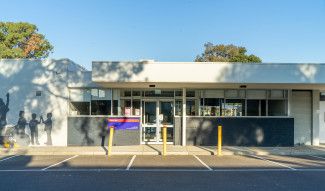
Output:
[
  {"xmin": 42, "ymin": 155, "xmax": 79, "ymax": 171},
  {"xmin": 231, "ymin": 147, "xmax": 296, "ymax": 171},
  {"xmin": 192, "ymin": 155, "xmax": 212, "ymax": 171},
  {"xmin": 126, "ymin": 155, "xmax": 136, "ymax": 170},
  {"xmin": 0, "ymin": 155, "xmax": 19, "ymax": 163},
  {"xmin": 249, "ymin": 155, "xmax": 296, "ymax": 171}
]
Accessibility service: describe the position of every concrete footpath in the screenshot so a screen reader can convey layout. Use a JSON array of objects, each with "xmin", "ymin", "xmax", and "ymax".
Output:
[{"xmin": 1, "ymin": 145, "xmax": 325, "ymax": 156}]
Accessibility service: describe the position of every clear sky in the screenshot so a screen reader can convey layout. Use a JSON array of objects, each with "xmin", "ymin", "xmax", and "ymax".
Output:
[{"xmin": 1, "ymin": 0, "xmax": 325, "ymax": 69}]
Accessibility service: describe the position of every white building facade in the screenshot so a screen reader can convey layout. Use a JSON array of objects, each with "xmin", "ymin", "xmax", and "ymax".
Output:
[{"xmin": 1, "ymin": 59, "xmax": 325, "ymax": 147}]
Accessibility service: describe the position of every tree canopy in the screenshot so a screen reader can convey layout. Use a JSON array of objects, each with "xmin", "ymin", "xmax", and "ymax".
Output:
[
  {"xmin": 195, "ymin": 42, "xmax": 262, "ymax": 63},
  {"xmin": 0, "ymin": 22, "xmax": 53, "ymax": 59}
]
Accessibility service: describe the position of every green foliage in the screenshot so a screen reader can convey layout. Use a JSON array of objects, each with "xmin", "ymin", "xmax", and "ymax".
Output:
[
  {"xmin": 0, "ymin": 22, "xmax": 53, "ymax": 59},
  {"xmin": 195, "ymin": 42, "xmax": 262, "ymax": 63}
]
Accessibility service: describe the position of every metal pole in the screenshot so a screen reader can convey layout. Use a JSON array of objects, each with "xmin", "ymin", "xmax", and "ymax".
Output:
[
  {"xmin": 108, "ymin": 126, "xmax": 114, "ymax": 156},
  {"xmin": 217, "ymin": 125, "xmax": 222, "ymax": 156},
  {"xmin": 163, "ymin": 125, "xmax": 167, "ymax": 156}
]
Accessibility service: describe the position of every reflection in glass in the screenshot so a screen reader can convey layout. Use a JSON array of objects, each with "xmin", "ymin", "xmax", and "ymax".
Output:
[
  {"xmin": 160, "ymin": 101, "xmax": 173, "ymax": 124},
  {"xmin": 144, "ymin": 102, "xmax": 156, "ymax": 124},
  {"xmin": 222, "ymin": 99, "xmax": 245, "ymax": 116},
  {"xmin": 200, "ymin": 98, "xmax": 221, "ymax": 116}
]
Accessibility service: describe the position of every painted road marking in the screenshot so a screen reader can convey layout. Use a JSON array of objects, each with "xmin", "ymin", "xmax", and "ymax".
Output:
[
  {"xmin": 192, "ymin": 155, "xmax": 212, "ymax": 171},
  {"xmin": 42, "ymin": 155, "xmax": 79, "ymax": 171},
  {"xmin": 0, "ymin": 155, "xmax": 19, "ymax": 163},
  {"xmin": 231, "ymin": 147, "xmax": 296, "ymax": 171},
  {"xmin": 249, "ymin": 154, "xmax": 297, "ymax": 171},
  {"xmin": 126, "ymin": 155, "xmax": 136, "ymax": 170}
]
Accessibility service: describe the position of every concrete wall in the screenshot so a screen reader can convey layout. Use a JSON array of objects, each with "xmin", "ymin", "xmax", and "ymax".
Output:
[
  {"xmin": 67, "ymin": 117, "xmax": 140, "ymax": 146},
  {"xmin": 186, "ymin": 117, "xmax": 294, "ymax": 146},
  {"xmin": 0, "ymin": 59, "xmax": 85, "ymax": 146},
  {"xmin": 92, "ymin": 61, "xmax": 325, "ymax": 85}
]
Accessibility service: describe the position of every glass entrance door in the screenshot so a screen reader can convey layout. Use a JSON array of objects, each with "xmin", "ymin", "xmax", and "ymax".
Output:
[
  {"xmin": 142, "ymin": 100, "xmax": 174, "ymax": 143},
  {"xmin": 143, "ymin": 101, "xmax": 157, "ymax": 142}
]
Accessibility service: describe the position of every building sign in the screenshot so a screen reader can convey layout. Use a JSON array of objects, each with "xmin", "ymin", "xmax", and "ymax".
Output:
[{"xmin": 107, "ymin": 117, "xmax": 140, "ymax": 130}]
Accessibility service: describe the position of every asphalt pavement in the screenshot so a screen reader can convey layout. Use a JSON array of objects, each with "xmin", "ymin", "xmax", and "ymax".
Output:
[{"xmin": 1, "ymin": 154, "xmax": 325, "ymax": 191}]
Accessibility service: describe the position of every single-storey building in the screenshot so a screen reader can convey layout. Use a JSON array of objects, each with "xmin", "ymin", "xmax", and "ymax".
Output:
[{"xmin": 1, "ymin": 59, "xmax": 325, "ymax": 147}]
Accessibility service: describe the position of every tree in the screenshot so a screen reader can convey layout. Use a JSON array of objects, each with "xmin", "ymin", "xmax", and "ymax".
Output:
[
  {"xmin": 0, "ymin": 22, "xmax": 53, "ymax": 59},
  {"xmin": 195, "ymin": 42, "xmax": 262, "ymax": 63}
]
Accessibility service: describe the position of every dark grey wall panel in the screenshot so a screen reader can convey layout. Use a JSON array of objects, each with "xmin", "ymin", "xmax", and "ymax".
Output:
[
  {"xmin": 186, "ymin": 117, "xmax": 294, "ymax": 146},
  {"xmin": 68, "ymin": 117, "xmax": 140, "ymax": 146}
]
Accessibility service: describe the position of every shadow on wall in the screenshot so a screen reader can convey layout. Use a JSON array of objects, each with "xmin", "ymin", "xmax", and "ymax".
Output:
[
  {"xmin": 0, "ymin": 59, "xmax": 87, "ymax": 147},
  {"xmin": 92, "ymin": 61, "xmax": 145, "ymax": 82},
  {"xmin": 187, "ymin": 117, "xmax": 294, "ymax": 146}
]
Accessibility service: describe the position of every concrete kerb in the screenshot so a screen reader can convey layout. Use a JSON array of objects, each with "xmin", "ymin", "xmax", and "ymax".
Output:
[{"xmin": 1, "ymin": 146, "xmax": 325, "ymax": 156}]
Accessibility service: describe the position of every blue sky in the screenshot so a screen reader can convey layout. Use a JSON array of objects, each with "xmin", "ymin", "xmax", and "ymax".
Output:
[{"xmin": 1, "ymin": 0, "xmax": 325, "ymax": 69}]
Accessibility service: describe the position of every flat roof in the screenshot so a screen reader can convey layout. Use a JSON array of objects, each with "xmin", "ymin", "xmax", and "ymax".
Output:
[{"xmin": 92, "ymin": 61, "xmax": 325, "ymax": 86}]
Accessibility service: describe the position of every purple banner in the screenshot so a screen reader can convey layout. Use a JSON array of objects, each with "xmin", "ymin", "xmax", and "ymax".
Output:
[{"xmin": 107, "ymin": 117, "xmax": 140, "ymax": 130}]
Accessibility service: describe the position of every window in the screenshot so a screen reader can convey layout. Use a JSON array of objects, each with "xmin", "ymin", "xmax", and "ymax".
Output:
[
  {"xmin": 186, "ymin": 91, "xmax": 195, "ymax": 97},
  {"xmin": 246, "ymin": 100, "xmax": 259, "ymax": 116},
  {"xmin": 91, "ymin": 100, "xmax": 111, "ymax": 115},
  {"xmin": 175, "ymin": 100, "xmax": 182, "ymax": 116},
  {"xmin": 132, "ymin": 99, "xmax": 141, "ymax": 115},
  {"xmin": 321, "ymin": 92, "xmax": 325, "ymax": 101},
  {"xmin": 223, "ymin": 99, "xmax": 245, "ymax": 116},
  {"xmin": 132, "ymin": 91, "xmax": 141, "ymax": 97},
  {"xmin": 91, "ymin": 89, "xmax": 112, "ymax": 115},
  {"xmin": 121, "ymin": 99, "xmax": 132, "ymax": 116},
  {"xmin": 175, "ymin": 91, "xmax": 182, "ymax": 97},
  {"xmin": 121, "ymin": 90, "xmax": 131, "ymax": 97},
  {"xmin": 69, "ymin": 89, "xmax": 91, "ymax": 115},
  {"xmin": 70, "ymin": 102, "xmax": 90, "ymax": 115},
  {"xmin": 186, "ymin": 100, "xmax": 197, "ymax": 116},
  {"xmin": 261, "ymin": 100, "xmax": 266, "ymax": 116},
  {"xmin": 112, "ymin": 89, "xmax": 120, "ymax": 115},
  {"xmin": 200, "ymin": 98, "xmax": 221, "ymax": 116},
  {"xmin": 36, "ymin": 91, "xmax": 42, "ymax": 96},
  {"xmin": 268, "ymin": 100, "xmax": 287, "ymax": 116}
]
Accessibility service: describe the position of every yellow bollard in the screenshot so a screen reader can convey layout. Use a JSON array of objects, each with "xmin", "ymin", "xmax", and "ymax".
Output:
[
  {"xmin": 108, "ymin": 126, "xmax": 114, "ymax": 157},
  {"xmin": 217, "ymin": 125, "xmax": 222, "ymax": 156},
  {"xmin": 162, "ymin": 125, "xmax": 167, "ymax": 156}
]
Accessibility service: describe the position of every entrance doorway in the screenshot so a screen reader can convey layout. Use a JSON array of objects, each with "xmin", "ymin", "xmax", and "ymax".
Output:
[{"xmin": 142, "ymin": 100, "xmax": 174, "ymax": 143}]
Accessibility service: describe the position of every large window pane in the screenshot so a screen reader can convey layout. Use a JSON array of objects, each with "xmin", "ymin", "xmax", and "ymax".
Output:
[
  {"xmin": 132, "ymin": 91, "xmax": 141, "ymax": 97},
  {"xmin": 247, "ymin": 100, "xmax": 259, "ymax": 116},
  {"xmin": 186, "ymin": 91, "xmax": 195, "ymax": 97},
  {"xmin": 121, "ymin": 99, "xmax": 131, "ymax": 116},
  {"xmin": 261, "ymin": 100, "xmax": 266, "ymax": 116},
  {"xmin": 223, "ymin": 99, "xmax": 245, "ymax": 116},
  {"xmin": 70, "ymin": 102, "xmax": 90, "ymax": 115},
  {"xmin": 200, "ymin": 98, "xmax": 221, "ymax": 116},
  {"xmin": 268, "ymin": 100, "xmax": 287, "ymax": 116},
  {"xmin": 91, "ymin": 100, "xmax": 111, "ymax": 115},
  {"xmin": 186, "ymin": 100, "xmax": 197, "ymax": 116},
  {"xmin": 175, "ymin": 100, "xmax": 182, "ymax": 116},
  {"xmin": 113, "ymin": 100, "xmax": 119, "ymax": 115},
  {"xmin": 132, "ymin": 99, "xmax": 141, "ymax": 116}
]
